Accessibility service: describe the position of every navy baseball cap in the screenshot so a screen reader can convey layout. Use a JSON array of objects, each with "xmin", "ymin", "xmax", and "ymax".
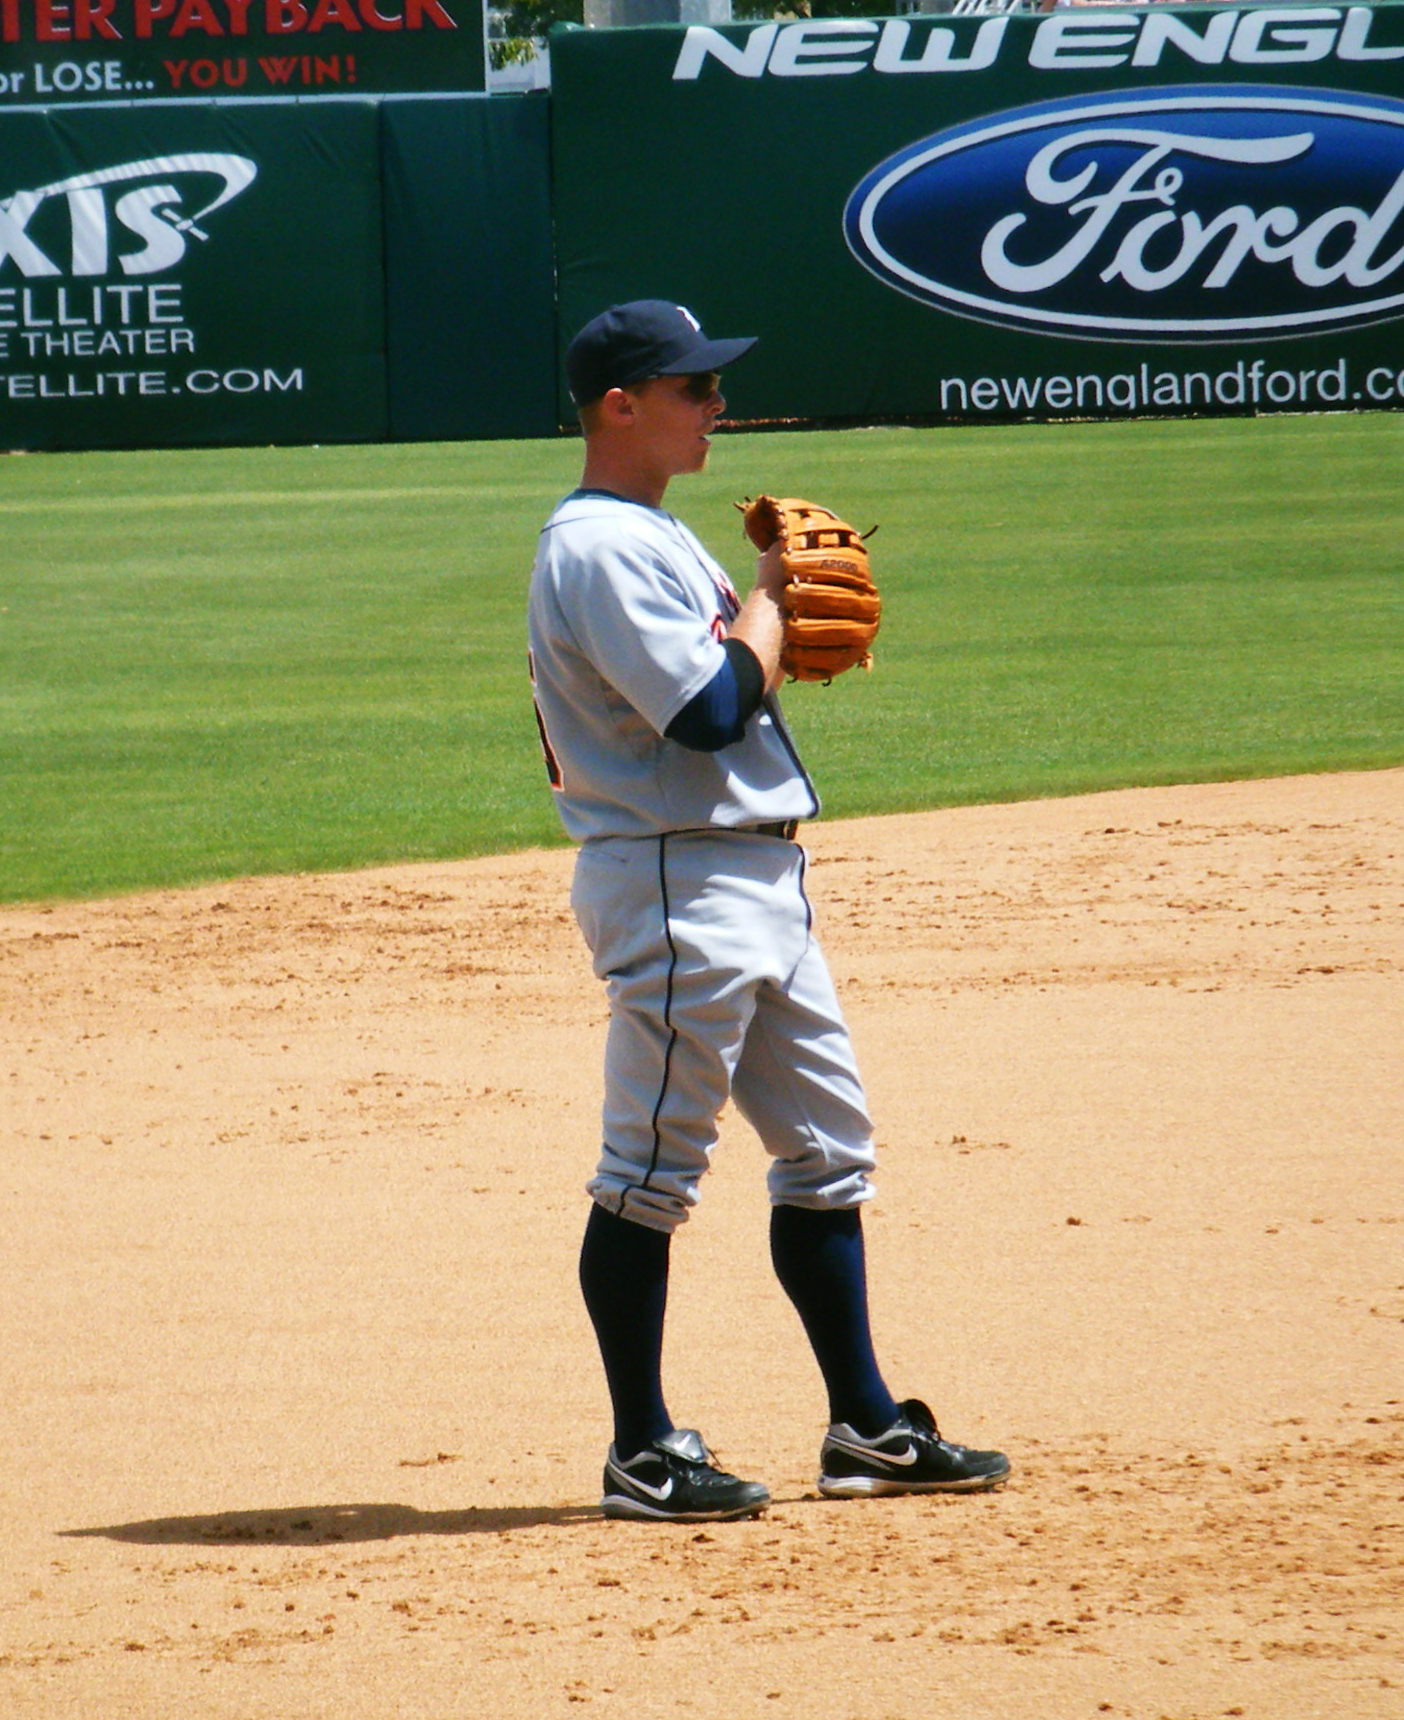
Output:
[{"xmin": 565, "ymin": 300, "xmax": 757, "ymax": 406}]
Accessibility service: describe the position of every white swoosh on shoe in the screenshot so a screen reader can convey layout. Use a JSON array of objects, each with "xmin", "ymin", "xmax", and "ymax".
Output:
[
  {"xmin": 874, "ymin": 1443, "xmax": 919, "ymax": 1467},
  {"xmin": 619, "ymin": 1471, "xmax": 675, "ymax": 1502},
  {"xmin": 831, "ymin": 1437, "xmax": 919, "ymax": 1467}
]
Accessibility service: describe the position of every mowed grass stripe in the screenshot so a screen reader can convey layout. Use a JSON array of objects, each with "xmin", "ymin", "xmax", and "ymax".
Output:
[
  {"xmin": 2, "ymin": 414, "xmax": 1401, "ymax": 903},
  {"xmin": 0, "ymin": 484, "xmax": 563, "ymax": 515}
]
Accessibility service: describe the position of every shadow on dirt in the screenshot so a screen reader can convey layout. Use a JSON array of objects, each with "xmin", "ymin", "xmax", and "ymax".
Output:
[{"xmin": 60, "ymin": 1501, "xmax": 601, "ymax": 1545}]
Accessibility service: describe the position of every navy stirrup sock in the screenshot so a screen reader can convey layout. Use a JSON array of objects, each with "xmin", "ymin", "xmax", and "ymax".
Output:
[
  {"xmin": 770, "ymin": 1204, "xmax": 898, "ymax": 1438},
  {"xmin": 579, "ymin": 1202, "xmax": 674, "ymax": 1461}
]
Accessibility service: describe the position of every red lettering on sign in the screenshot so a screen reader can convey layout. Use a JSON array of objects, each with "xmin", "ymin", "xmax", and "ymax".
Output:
[
  {"xmin": 37, "ymin": 0, "xmax": 73, "ymax": 41},
  {"xmin": 258, "ymin": 50, "xmax": 297, "ymax": 77},
  {"xmin": 265, "ymin": 0, "xmax": 307, "ymax": 30},
  {"xmin": 136, "ymin": 0, "xmax": 178, "ymax": 38},
  {"xmin": 310, "ymin": 0, "xmax": 359, "ymax": 29},
  {"xmin": 75, "ymin": 0, "xmax": 120, "ymax": 39},
  {"xmin": 166, "ymin": 54, "xmax": 244, "ymax": 84},
  {"xmin": 406, "ymin": 0, "xmax": 455, "ymax": 27},
  {"xmin": 0, "ymin": 0, "xmax": 452, "ymax": 50},
  {"xmin": 357, "ymin": 0, "xmax": 400, "ymax": 28},
  {"xmin": 172, "ymin": 0, "xmax": 224, "ymax": 36}
]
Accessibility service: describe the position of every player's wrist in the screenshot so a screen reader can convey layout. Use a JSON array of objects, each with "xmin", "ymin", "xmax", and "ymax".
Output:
[{"xmin": 755, "ymin": 541, "xmax": 789, "ymax": 599}]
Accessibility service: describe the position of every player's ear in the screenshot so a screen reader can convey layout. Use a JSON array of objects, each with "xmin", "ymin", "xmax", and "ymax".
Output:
[
  {"xmin": 580, "ymin": 389, "xmax": 632, "ymax": 438},
  {"xmin": 598, "ymin": 385, "xmax": 637, "ymax": 426}
]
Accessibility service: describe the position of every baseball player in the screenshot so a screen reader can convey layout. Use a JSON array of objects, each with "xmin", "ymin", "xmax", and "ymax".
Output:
[{"xmin": 528, "ymin": 300, "xmax": 1010, "ymax": 1522}]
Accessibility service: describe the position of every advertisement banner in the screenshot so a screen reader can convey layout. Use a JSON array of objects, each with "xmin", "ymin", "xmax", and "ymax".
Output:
[
  {"xmin": 550, "ymin": 6, "xmax": 1404, "ymax": 424},
  {"xmin": 0, "ymin": 101, "xmax": 387, "ymax": 448},
  {"xmin": 0, "ymin": 0, "xmax": 484, "ymax": 105}
]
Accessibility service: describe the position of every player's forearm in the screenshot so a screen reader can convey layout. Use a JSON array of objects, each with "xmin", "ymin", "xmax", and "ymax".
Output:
[{"xmin": 726, "ymin": 547, "xmax": 787, "ymax": 692}]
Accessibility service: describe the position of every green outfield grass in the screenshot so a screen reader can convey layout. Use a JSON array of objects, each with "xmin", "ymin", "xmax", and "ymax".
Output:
[{"xmin": 2, "ymin": 412, "xmax": 1402, "ymax": 905}]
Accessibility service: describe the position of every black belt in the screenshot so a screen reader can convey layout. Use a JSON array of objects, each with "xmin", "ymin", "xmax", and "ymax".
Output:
[{"xmin": 744, "ymin": 820, "xmax": 800, "ymax": 840}]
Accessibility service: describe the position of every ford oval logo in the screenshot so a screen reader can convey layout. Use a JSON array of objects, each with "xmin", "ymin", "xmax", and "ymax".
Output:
[{"xmin": 844, "ymin": 85, "xmax": 1404, "ymax": 342}]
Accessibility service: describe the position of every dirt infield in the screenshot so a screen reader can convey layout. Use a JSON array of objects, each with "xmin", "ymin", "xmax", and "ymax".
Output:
[{"xmin": 3, "ymin": 769, "xmax": 1401, "ymax": 1720}]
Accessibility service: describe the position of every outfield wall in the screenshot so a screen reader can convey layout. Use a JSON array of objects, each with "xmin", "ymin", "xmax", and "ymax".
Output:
[
  {"xmin": 6, "ymin": 5, "xmax": 1404, "ymax": 449},
  {"xmin": 0, "ymin": 102, "xmax": 391, "ymax": 448},
  {"xmin": 551, "ymin": 6, "xmax": 1404, "ymax": 427},
  {"xmin": 384, "ymin": 95, "xmax": 555, "ymax": 441},
  {"xmin": 0, "ymin": 91, "xmax": 557, "ymax": 449}
]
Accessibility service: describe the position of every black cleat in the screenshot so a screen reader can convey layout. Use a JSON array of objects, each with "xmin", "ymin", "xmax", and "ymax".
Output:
[
  {"xmin": 818, "ymin": 1398, "xmax": 1011, "ymax": 1498},
  {"xmin": 602, "ymin": 1429, "xmax": 771, "ymax": 1523}
]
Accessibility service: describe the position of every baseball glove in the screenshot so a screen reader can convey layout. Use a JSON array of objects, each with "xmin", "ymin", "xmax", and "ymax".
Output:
[{"xmin": 738, "ymin": 495, "xmax": 881, "ymax": 683}]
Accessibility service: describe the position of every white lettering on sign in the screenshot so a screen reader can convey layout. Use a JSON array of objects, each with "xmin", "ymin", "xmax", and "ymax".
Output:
[
  {"xmin": 0, "ymin": 365, "xmax": 305, "ymax": 400},
  {"xmin": 0, "ymin": 156, "xmax": 257, "ymax": 280},
  {"xmin": 981, "ymin": 129, "xmax": 1404, "ymax": 298},
  {"xmin": 0, "ymin": 284, "xmax": 187, "ymax": 329},
  {"xmin": 670, "ymin": 6, "xmax": 1404, "ymax": 79}
]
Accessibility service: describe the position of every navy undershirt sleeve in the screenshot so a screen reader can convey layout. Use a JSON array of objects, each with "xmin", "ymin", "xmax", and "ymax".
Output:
[{"xmin": 664, "ymin": 638, "xmax": 766, "ymax": 753}]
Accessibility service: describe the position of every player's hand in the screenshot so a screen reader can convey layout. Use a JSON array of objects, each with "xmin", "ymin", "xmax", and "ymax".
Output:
[{"xmin": 755, "ymin": 540, "xmax": 789, "ymax": 599}]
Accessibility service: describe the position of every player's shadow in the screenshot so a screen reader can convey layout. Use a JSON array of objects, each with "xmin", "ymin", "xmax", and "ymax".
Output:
[{"xmin": 60, "ymin": 1501, "xmax": 599, "ymax": 1546}]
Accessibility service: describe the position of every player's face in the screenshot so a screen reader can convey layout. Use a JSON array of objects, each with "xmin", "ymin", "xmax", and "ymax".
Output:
[{"xmin": 632, "ymin": 372, "xmax": 726, "ymax": 477}]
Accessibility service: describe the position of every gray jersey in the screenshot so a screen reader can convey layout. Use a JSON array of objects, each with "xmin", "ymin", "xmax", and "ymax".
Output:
[{"xmin": 528, "ymin": 489, "xmax": 818, "ymax": 842}]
